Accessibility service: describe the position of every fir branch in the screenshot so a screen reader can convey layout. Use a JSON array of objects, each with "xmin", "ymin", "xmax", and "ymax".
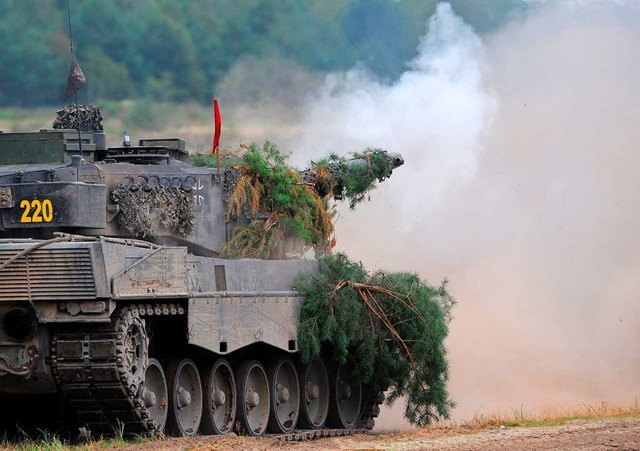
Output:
[
  {"xmin": 211, "ymin": 142, "xmax": 400, "ymax": 258},
  {"xmin": 296, "ymin": 253, "xmax": 454, "ymax": 426}
]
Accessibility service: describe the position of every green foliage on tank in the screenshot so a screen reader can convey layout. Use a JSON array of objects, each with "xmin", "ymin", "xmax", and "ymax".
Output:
[
  {"xmin": 296, "ymin": 253, "xmax": 456, "ymax": 426},
  {"xmin": 190, "ymin": 142, "xmax": 403, "ymax": 258}
]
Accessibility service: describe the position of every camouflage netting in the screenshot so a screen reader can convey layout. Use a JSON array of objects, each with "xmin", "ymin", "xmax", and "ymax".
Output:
[
  {"xmin": 52, "ymin": 104, "xmax": 104, "ymax": 131},
  {"xmin": 111, "ymin": 183, "xmax": 194, "ymax": 237},
  {"xmin": 296, "ymin": 253, "xmax": 456, "ymax": 426}
]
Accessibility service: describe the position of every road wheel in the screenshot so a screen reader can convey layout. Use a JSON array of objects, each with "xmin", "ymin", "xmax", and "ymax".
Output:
[
  {"xmin": 297, "ymin": 356, "xmax": 329, "ymax": 429},
  {"xmin": 139, "ymin": 358, "xmax": 168, "ymax": 433},
  {"xmin": 234, "ymin": 360, "xmax": 270, "ymax": 436},
  {"xmin": 267, "ymin": 357, "xmax": 300, "ymax": 433},
  {"xmin": 327, "ymin": 360, "xmax": 362, "ymax": 429},
  {"xmin": 166, "ymin": 358, "xmax": 203, "ymax": 437},
  {"xmin": 201, "ymin": 358, "xmax": 236, "ymax": 435}
]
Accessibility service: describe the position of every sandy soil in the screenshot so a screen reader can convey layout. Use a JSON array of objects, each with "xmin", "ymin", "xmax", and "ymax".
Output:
[{"xmin": 116, "ymin": 417, "xmax": 640, "ymax": 451}]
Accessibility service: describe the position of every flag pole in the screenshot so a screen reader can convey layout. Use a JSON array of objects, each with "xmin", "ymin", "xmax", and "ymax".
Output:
[{"xmin": 66, "ymin": 0, "xmax": 83, "ymax": 158}]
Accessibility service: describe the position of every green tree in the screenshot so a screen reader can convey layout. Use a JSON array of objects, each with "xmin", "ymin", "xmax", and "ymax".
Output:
[
  {"xmin": 174, "ymin": 0, "xmax": 227, "ymax": 93},
  {"xmin": 0, "ymin": 0, "xmax": 66, "ymax": 105},
  {"xmin": 341, "ymin": 0, "xmax": 416, "ymax": 80},
  {"xmin": 82, "ymin": 47, "xmax": 134, "ymax": 101},
  {"xmin": 0, "ymin": 0, "xmax": 530, "ymax": 106}
]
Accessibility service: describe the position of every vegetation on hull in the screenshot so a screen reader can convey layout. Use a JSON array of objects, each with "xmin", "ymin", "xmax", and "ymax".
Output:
[{"xmin": 295, "ymin": 253, "xmax": 456, "ymax": 426}]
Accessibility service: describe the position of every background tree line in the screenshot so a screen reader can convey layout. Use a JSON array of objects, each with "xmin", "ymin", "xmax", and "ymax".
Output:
[{"xmin": 0, "ymin": 0, "xmax": 525, "ymax": 106}]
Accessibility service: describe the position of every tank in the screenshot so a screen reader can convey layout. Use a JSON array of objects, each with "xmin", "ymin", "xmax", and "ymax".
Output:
[{"xmin": 0, "ymin": 106, "xmax": 404, "ymax": 439}]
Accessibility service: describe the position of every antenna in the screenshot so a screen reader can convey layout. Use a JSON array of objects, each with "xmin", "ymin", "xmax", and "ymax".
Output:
[
  {"xmin": 66, "ymin": 0, "xmax": 74, "ymax": 55},
  {"xmin": 66, "ymin": 0, "xmax": 83, "ymax": 158}
]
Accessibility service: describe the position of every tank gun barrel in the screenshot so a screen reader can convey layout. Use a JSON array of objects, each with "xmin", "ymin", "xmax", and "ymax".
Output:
[
  {"xmin": 301, "ymin": 149, "xmax": 404, "ymax": 204},
  {"xmin": 389, "ymin": 152, "xmax": 405, "ymax": 168},
  {"xmin": 346, "ymin": 152, "xmax": 404, "ymax": 170}
]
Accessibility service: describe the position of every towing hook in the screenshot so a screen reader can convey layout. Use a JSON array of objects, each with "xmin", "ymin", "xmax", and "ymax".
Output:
[{"xmin": 0, "ymin": 358, "xmax": 35, "ymax": 377}]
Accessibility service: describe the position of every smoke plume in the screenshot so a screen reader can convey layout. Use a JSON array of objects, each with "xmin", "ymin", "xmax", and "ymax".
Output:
[{"xmin": 223, "ymin": 1, "xmax": 640, "ymax": 427}]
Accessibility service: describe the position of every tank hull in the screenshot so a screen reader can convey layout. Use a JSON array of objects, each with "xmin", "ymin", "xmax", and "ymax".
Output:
[
  {"xmin": 0, "ymin": 238, "xmax": 381, "ymax": 437},
  {"xmin": 0, "ymin": 238, "xmax": 316, "ymax": 392}
]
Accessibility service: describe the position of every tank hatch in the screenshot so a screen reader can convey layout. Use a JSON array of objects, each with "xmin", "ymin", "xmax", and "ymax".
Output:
[{"xmin": 105, "ymin": 138, "xmax": 188, "ymax": 165}]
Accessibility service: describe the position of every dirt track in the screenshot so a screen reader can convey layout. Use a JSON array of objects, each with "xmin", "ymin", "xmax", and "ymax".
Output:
[{"xmin": 118, "ymin": 417, "xmax": 640, "ymax": 451}]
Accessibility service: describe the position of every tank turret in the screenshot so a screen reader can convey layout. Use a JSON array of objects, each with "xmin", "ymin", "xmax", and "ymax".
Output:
[{"xmin": 0, "ymin": 108, "xmax": 403, "ymax": 258}]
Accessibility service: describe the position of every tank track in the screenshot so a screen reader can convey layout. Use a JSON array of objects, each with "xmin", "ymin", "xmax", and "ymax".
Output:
[
  {"xmin": 50, "ymin": 306, "xmax": 385, "ymax": 440},
  {"xmin": 271, "ymin": 388, "xmax": 384, "ymax": 441},
  {"xmin": 51, "ymin": 308, "xmax": 158, "ymax": 437},
  {"xmin": 356, "ymin": 386, "xmax": 384, "ymax": 430},
  {"xmin": 271, "ymin": 428, "xmax": 368, "ymax": 441}
]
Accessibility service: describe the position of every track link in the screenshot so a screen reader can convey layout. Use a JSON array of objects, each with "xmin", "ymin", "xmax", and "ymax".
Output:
[
  {"xmin": 271, "ymin": 428, "xmax": 368, "ymax": 441},
  {"xmin": 272, "ymin": 387, "xmax": 384, "ymax": 441},
  {"xmin": 356, "ymin": 386, "xmax": 384, "ymax": 430},
  {"xmin": 51, "ymin": 308, "xmax": 158, "ymax": 437}
]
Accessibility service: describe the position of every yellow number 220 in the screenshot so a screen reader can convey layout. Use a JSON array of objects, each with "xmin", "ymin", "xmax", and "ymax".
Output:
[{"xmin": 20, "ymin": 199, "xmax": 54, "ymax": 223}]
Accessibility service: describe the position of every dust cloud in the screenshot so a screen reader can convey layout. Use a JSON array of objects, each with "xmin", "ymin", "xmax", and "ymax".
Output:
[{"xmin": 222, "ymin": 1, "xmax": 640, "ymax": 428}]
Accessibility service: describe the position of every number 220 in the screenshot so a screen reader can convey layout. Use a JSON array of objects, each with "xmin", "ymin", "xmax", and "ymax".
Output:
[{"xmin": 20, "ymin": 199, "xmax": 53, "ymax": 223}]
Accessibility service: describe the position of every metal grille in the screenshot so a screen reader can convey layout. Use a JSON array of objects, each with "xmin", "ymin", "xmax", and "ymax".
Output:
[{"xmin": 0, "ymin": 248, "xmax": 96, "ymax": 301}]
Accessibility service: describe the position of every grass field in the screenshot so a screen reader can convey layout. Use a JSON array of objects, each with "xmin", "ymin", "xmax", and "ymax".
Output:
[
  {"xmin": 462, "ymin": 400, "xmax": 640, "ymax": 429},
  {"xmin": 2, "ymin": 401, "xmax": 639, "ymax": 450}
]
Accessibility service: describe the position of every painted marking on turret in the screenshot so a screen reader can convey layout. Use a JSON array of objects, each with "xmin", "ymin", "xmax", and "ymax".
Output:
[{"xmin": 193, "ymin": 178, "xmax": 205, "ymax": 210}]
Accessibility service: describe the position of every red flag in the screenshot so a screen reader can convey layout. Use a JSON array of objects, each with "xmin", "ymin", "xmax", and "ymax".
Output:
[{"xmin": 213, "ymin": 97, "xmax": 222, "ymax": 153}]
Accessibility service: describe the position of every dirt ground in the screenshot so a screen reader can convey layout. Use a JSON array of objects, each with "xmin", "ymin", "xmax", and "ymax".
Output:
[{"xmin": 117, "ymin": 417, "xmax": 640, "ymax": 451}]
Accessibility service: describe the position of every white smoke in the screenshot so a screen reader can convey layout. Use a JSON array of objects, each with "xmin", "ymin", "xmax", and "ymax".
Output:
[
  {"xmin": 284, "ymin": 0, "xmax": 640, "ymax": 426},
  {"xmin": 223, "ymin": 0, "xmax": 640, "ymax": 429},
  {"xmin": 286, "ymin": 3, "xmax": 496, "ymax": 228},
  {"xmin": 276, "ymin": 3, "xmax": 498, "ymax": 428}
]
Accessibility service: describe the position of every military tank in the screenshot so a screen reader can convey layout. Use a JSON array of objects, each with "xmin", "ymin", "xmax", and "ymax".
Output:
[{"xmin": 0, "ymin": 106, "xmax": 404, "ymax": 439}]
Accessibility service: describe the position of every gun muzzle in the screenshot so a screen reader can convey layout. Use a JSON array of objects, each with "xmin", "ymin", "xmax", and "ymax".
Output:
[{"xmin": 389, "ymin": 152, "xmax": 404, "ymax": 168}]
